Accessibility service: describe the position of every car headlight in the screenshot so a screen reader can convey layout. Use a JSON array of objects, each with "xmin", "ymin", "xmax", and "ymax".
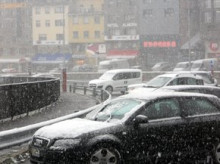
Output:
[
  {"xmin": 97, "ymin": 85, "xmax": 103, "ymax": 89},
  {"xmin": 50, "ymin": 139, "xmax": 81, "ymax": 150}
]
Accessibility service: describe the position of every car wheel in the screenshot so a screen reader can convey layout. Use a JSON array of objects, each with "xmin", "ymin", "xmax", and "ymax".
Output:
[
  {"xmin": 214, "ymin": 143, "xmax": 220, "ymax": 164},
  {"xmin": 88, "ymin": 144, "xmax": 122, "ymax": 164},
  {"xmin": 105, "ymin": 86, "xmax": 113, "ymax": 94}
]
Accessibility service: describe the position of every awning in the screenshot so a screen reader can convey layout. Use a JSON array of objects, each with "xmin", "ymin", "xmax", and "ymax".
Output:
[
  {"xmin": 32, "ymin": 53, "xmax": 72, "ymax": 64},
  {"xmin": 107, "ymin": 50, "xmax": 139, "ymax": 59},
  {"xmin": 181, "ymin": 33, "xmax": 200, "ymax": 50}
]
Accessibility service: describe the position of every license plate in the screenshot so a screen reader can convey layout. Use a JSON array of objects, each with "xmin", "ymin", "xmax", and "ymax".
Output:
[{"xmin": 31, "ymin": 147, "xmax": 40, "ymax": 157}]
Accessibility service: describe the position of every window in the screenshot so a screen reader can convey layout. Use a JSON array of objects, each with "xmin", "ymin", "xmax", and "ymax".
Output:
[
  {"xmin": 45, "ymin": 7, "xmax": 50, "ymax": 14},
  {"xmin": 94, "ymin": 31, "xmax": 100, "ymax": 39},
  {"xmin": 84, "ymin": 16, "xmax": 89, "ymax": 24},
  {"xmin": 143, "ymin": 0, "xmax": 152, "ymax": 3},
  {"xmin": 39, "ymin": 34, "xmax": 47, "ymax": 41},
  {"xmin": 141, "ymin": 98, "xmax": 180, "ymax": 120},
  {"xmin": 56, "ymin": 34, "xmax": 64, "ymax": 40},
  {"xmin": 94, "ymin": 16, "xmax": 100, "ymax": 24},
  {"xmin": 132, "ymin": 72, "xmax": 140, "ymax": 78},
  {"xmin": 143, "ymin": 9, "xmax": 153, "ymax": 18},
  {"xmin": 35, "ymin": 7, "xmax": 41, "ymax": 14},
  {"xmin": 164, "ymin": 8, "xmax": 174, "ymax": 17},
  {"xmin": 72, "ymin": 16, "xmax": 79, "ymax": 24},
  {"xmin": 36, "ymin": 20, "xmax": 40, "ymax": 27},
  {"xmin": 55, "ymin": 6, "xmax": 63, "ymax": 13},
  {"xmin": 113, "ymin": 73, "xmax": 123, "ymax": 80},
  {"xmin": 55, "ymin": 19, "xmax": 64, "ymax": 26},
  {"xmin": 45, "ymin": 20, "xmax": 50, "ymax": 27},
  {"xmin": 73, "ymin": 31, "xmax": 79, "ymax": 39},
  {"xmin": 84, "ymin": 31, "xmax": 89, "ymax": 38},
  {"xmin": 181, "ymin": 97, "xmax": 219, "ymax": 116}
]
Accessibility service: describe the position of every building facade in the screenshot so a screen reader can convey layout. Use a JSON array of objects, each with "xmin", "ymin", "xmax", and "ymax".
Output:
[
  {"xmin": 200, "ymin": 0, "xmax": 220, "ymax": 59},
  {"xmin": 138, "ymin": 0, "xmax": 180, "ymax": 69},
  {"xmin": 0, "ymin": 0, "xmax": 33, "ymax": 72},
  {"xmin": 104, "ymin": 0, "xmax": 139, "ymax": 63},
  {"xmin": 32, "ymin": 3, "xmax": 69, "ymax": 54}
]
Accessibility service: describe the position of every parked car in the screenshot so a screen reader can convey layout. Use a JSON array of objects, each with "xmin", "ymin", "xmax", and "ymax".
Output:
[
  {"xmin": 160, "ymin": 85, "xmax": 220, "ymax": 98},
  {"xmin": 127, "ymin": 72, "xmax": 204, "ymax": 93},
  {"xmin": 173, "ymin": 61, "xmax": 191, "ymax": 71},
  {"xmin": 89, "ymin": 69, "xmax": 142, "ymax": 94},
  {"xmin": 151, "ymin": 62, "xmax": 171, "ymax": 71},
  {"xmin": 191, "ymin": 58, "xmax": 218, "ymax": 71},
  {"xmin": 176, "ymin": 71, "xmax": 218, "ymax": 86},
  {"xmin": 29, "ymin": 92, "xmax": 220, "ymax": 163}
]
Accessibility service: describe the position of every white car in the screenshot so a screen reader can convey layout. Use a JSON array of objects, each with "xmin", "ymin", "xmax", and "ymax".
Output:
[
  {"xmin": 127, "ymin": 72, "xmax": 204, "ymax": 93},
  {"xmin": 88, "ymin": 69, "xmax": 142, "ymax": 94}
]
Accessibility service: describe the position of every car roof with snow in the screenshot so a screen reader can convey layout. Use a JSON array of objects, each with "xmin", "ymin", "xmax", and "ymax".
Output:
[
  {"xmin": 119, "ymin": 91, "xmax": 216, "ymax": 101},
  {"xmin": 161, "ymin": 85, "xmax": 220, "ymax": 90},
  {"xmin": 157, "ymin": 72, "xmax": 203, "ymax": 79}
]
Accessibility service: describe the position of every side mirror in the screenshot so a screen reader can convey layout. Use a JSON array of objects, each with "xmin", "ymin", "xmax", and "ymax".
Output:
[{"xmin": 133, "ymin": 115, "xmax": 149, "ymax": 127}]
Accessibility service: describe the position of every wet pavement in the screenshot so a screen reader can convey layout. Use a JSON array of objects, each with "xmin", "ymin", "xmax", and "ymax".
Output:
[
  {"xmin": 0, "ymin": 92, "xmax": 97, "ymax": 163},
  {"xmin": 0, "ymin": 92, "xmax": 97, "ymax": 132}
]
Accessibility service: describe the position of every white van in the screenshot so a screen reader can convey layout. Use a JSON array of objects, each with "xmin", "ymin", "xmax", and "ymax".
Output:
[
  {"xmin": 191, "ymin": 58, "xmax": 218, "ymax": 71},
  {"xmin": 88, "ymin": 69, "xmax": 142, "ymax": 94},
  {"xmin": 98, "ymin": 59, "xmax": 130, "ymax": 73}
]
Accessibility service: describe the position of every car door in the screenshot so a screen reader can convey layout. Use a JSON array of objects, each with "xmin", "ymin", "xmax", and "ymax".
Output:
[
  {"xmin": 112, "ymin": 72, "xmax": 127, "ymax": 91},
  {"xmin": 178, "ymin": 96, "xmax": 220, "ymax": 158},
  {"xmin": 129, "ymin": 98, "xmax": 185, "ymax": 161}
]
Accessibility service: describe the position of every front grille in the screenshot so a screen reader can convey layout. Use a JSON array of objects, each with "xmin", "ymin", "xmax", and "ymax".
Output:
[{"xmin": 32, "ymin": 137, "xmax": 50, "ymax": 148}]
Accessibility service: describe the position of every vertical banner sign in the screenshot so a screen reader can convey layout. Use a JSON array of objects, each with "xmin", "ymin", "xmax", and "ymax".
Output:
[
  {"xmin": 210, "ymin": 60, "xmax": 214, "ymax": 76},
  {"xmin": 62, "ymin": 68, "xmax": 67, "ymax": 92}
]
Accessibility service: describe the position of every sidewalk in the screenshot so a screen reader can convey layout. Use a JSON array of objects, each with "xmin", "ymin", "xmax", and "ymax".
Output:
[{"xmin": 0, "ymin": 92, "xmax": 97, "ymax": 132}]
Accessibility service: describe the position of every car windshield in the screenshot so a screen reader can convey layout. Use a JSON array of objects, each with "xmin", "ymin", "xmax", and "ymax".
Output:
[
  {"xmin": 191, "ymin": 62, "xmax": 202, "ymax": 69},
  {"xmin": 176, "ymin": 63, "xmax": 188, "ymax": 68},
  {"xmin": 99, "ymin": 72, "xmax": 115, "ymax": 80},
  {"xmin": 146, "ymin": 76, "xmax": 172, "ymax": 88},
  {"xmin": 86, "ymin": 99, "xmax": 143, "ymax": 123}
]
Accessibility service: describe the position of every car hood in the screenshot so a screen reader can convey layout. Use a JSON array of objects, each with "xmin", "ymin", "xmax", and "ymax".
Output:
[
  {"xmin": 89, "ymin": 79, "xmax": 109, "ymax": 84},
  {"xmin": 128, "ymin": 83, "xmax": 146, "ymax": 88},
  {"xmin": 34, "ymin": 118, "xmax": 115, "ymax": 139}
]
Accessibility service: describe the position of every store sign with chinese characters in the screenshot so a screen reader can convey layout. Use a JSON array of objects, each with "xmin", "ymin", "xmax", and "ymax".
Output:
[{"xmin": 143, "ymin": 41, "xmax": 177, "ymax": 48}]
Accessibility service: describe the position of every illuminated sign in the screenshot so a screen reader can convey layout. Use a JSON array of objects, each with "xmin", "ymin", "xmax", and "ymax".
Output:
[{"xmin": 143, "ymin": 41, "xmax": 177, "ymax": 48}]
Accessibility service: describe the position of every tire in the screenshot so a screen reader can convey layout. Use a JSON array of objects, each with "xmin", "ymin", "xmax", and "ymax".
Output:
[
  {"xmin": 214, "ymin": 142, "xmax": 220, "ymax": 164},
  {"xmin": 88, "ymin": 143, "xmax": 123, "ymax": 164},
  {"xmin": 105, "ymin": 86, "xmax": 113, "ymax": 94}
]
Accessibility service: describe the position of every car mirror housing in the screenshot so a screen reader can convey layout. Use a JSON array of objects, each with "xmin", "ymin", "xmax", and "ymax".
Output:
[{"xmin": 133, "ymin": 115, "xmax": 149, "ymax": 126}]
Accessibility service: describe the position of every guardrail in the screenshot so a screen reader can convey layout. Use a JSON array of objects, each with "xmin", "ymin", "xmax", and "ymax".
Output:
[
  {"xmin": 0, "ymin": 77, "xmax": 60, "ymax": 121},
  {"xmin": 0, "ymin": 88, "xmax": 111, "ymax": 150}
]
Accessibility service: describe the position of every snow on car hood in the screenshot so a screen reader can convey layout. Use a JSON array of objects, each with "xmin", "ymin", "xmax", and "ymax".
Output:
[
  {"xmin": 128, "ymin": 83, "xmax": 146, "ymax": 88},
  {"xmin": 89, "ymin": 79, "xmax": 109, "ymax": 84},
  {"xmin": 34, "ymin": 118, "xmax": 114, "ymax": 139}
]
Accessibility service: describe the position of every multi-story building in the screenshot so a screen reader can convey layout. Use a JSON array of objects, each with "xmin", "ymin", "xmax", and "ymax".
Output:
[
  {"xmin": 138, "ymin": 0, "xmax": 180, "ymax": 69},
  {"xmin": 200, "ymin": 0, "xmax": 220, "ymax": 59},
  {"xmin": 68, "ymin": 0, "xmax": 104, "ymax": 54},
  {"xmin": 0, "ymin": 0, "xmax": 33, "ymax": 72},
  {"xmin": 104, "ymin": 0, "xmax": 139, "ymax": 63},
  {"xmin": 32, "ymin": 2, "xmax": 69, "ymax": 54}
]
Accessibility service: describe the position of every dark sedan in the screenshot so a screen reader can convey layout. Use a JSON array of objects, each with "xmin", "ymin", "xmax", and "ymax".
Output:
[{"xmin": 29, "ymin": 92, "xmax": 220, "ymax": 164}]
